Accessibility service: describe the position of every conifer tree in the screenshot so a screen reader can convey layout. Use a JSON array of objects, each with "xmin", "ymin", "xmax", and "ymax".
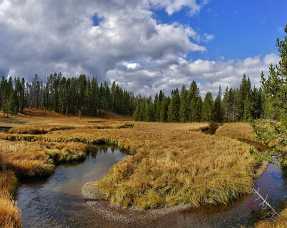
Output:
[
  {"xmin": 179, "ymin": 86, "xmax": 189, "ymax": 122},
  {"xmin": 168, "ymin": 89, "xmax": 180, "ymax": 122},
  {"xmin": 202, "ymin": 92, "xmax": 213, "ymax": 121},
  {"xmin": 155, "ymin": 90, "xmax": 164, "ymax": 121},
  {"xmin": 261, "ymin": 25, "xmax": 287, "ymax": 121},
  {"xmin": 189, "ymin": 81, "xmax": 201, "ymax": 121},
  {"xmin": 212, "ymin": 87, "xmax": 224, "ymax": 122},
  {"xmin": 160, "ymin": 97, "xmax": 170, "ymax": 122}
]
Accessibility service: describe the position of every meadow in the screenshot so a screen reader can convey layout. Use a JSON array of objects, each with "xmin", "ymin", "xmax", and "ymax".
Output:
[{"xmin": 0, "ymin": 110, "xmax": 274, "ymax": 227}]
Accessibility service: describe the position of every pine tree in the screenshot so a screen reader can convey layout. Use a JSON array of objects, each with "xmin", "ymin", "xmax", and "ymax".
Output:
[
  {"xmin": 155, "ymin": 90, "xmax": 164, "ymax": 121},
  {"xmin": 202, "ymin": 92, "xmax": 213, "ymax": 121},
  {"xmin": 242, "ymin": 98, "xmax": 252, "ymax": 121},
  {"xmin": 261, "ymin": 25, "xmax": 287, "ymax": 121},
  {"xmin": 250, "ymin": 87, "xmax": 263, "ymax": 119},
  {"xmin": 168, "ymin": 89, "xmax": 180, "ymax": 122},
  {"xmin": 212, "ymin": 87, "xmax": 224, "ymax": 122},
  {"xmin": 189, "ymin": 81, "xmax": 201, "ymax": 121},
  {"xmin": 239, "ymin": 75, "xmax": 252, "ymax": 120},
  {"xmin": 160, "ymin": 97, "xmax": 170, "ymax": 122},
  {"xmin": 179, "ymin": 86, "xmax": 189, "ymax": 122}
]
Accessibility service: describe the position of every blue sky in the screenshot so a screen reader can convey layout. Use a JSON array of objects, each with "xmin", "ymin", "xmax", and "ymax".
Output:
[
  {"xmin": 154, "ymin": 0, "xmax": 287, "ymax": 60},
  {"xmin": 0, "ymin": 0, "xmax": 285, "ymax": 95}
]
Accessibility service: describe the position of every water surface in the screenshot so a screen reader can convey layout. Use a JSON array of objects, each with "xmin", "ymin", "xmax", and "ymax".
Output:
[
  {"xmin": 17, "ymin": 147, "xmax": 125, "ymax": 228},
  {"xmin": 17, "ymin": 150, "xmax": 287, "ymax": 228}
]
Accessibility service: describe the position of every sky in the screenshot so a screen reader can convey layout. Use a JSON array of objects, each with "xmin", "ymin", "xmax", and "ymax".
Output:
[{"xmin": 0, "ymin": 0, "xmax": 286, "ymax": 95}]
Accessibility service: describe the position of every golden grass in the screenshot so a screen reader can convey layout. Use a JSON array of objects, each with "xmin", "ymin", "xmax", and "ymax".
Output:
[
  {"xmin": 8, "ymin": 125, "xmax": 74, "ymax": 134},
  {"xmin": 0, "ymin": 140, "xmax": 54, "ymax": 177},
  {"xmin": 256, "ymin": 209, "xmax": 287, "ymax": 228},
  {"xmin": 215, "ymin": 122, "xmax": 256, "ymax": 141},
  {"xmin": 0, "ymin": 171, "xmax": 21, "ymax": 228},
  {"xmin": 0, "ymin": 140, "xmax": 91, "ymax": 177},
  {"xmin": 215, "ymin": 122, "xmax": 269, "ymax": 155},
  {"xmin": 0, "ymin": 113, "xmax": 256, "ymax": 222},
  {"xmin": 92, "ymin": 130, "xmax": 254, "ymax": 209}
]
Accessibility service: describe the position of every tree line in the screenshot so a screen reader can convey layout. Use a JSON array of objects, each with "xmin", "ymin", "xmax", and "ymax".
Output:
[
  {"xmin": 1, "ymin": 24, "xmax": 286, "ymax": 123},
  {"xmin": 133, "ymin": 75, "xmax": 265, "ymax": 122},
  {"xmin": 261, "ymin": 25, "xmax": 287, "ymax": 122},
  {"xmin": 0, "ymin": 73, "xmax": 136, "ymax": 116},
  {"xmin": 134, "ymin": 24, "xmax": 287, "ymax": 123}
]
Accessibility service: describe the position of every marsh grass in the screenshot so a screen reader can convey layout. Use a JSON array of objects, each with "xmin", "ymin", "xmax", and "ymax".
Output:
[
  {"xmin": 93, "ymin": 131, "xmax": 254, "ymax": 209},
  {"xmin": 0, "ymin": 171, "xmax": 21, "ymax": 228},
  {"xmin": 0, "ymin": 114, "xmax": 257, "ymax": 222},
  {"xmin": 8, "ymin": 125, "xmax": 75, "ymax": 134},
  {"xmin": 256, "ymin": 208, "xmax": 287, "ymax": 227},
  {"xmin": 215, "ymin": 122, "xmax": 256, "ymax": 142}
]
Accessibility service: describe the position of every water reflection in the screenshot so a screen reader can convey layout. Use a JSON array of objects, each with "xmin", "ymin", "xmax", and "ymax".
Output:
[{"xmin": 17, "ymin": 147, "xmax": 125, "ymax": 228}]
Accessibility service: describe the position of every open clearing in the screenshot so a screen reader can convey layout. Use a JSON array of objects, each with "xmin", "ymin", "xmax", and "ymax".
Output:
[{"xmin": 0, "ymin": 111, "xmax": 263, "ymax": 227}]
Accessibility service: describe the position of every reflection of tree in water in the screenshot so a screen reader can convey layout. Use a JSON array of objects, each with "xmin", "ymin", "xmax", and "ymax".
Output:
[
  {"xmin": 248, "ymin": 162, "xmax": 287, "ymax": 224},
  {"xmin": 89, "ymin": 145, "xmax": 119, "ymax": 158}
]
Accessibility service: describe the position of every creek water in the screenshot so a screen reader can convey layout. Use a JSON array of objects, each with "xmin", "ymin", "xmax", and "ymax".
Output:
[
  {"xmin": 17, "ymin": 147, "xmax": 125, "ymax": 228},
  {"xmin": 17, "ymin": 148, "xmax": 287, "ymax": 228},
  {"xmin": 0, "ymin": 126, "xmax": 11, "ymax": 132}
]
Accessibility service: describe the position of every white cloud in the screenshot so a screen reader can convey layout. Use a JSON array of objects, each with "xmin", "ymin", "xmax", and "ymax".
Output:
[
  {"xmin": 202, "ymin": 33, "xmax": 215, "ymax": 42},
  {"xmin": 107, "ymin": 54, "xmax": 278, "ymax": 96},
  {"xmin": 122, "ymin": 62, "xmax": 141, "ymax": 70},
  {"xmin": 0, "ymin": 0, "xmax": 205, "ymax": 80},
  {"xmin": 150, "ymin": 0, "xmax": 202, "ymax": 15},
  {"xmin": 0, "ymin": 0, "xmax": 277, "ymax": 98}
]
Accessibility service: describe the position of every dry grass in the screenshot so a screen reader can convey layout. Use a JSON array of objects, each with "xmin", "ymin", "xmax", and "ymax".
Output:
[
  {"xmin": 0, "ymin": 112, "xmax": 256, "ymax": 223},
  {"xmin": 8, "ymin": 125, "xmax": 74, "ymax": 134},
  {"xmin": 0, "ymin": 140, "xmax": 90, "ymax": 177},
  {"xmin": 215, "ymin": 122, "xmax": 256, "ymax": 141},
  {"xmin": 215, "ymin": 122, "xmax": 269, "ymax": 154},
  {"xmin": 256, "ymin": 209, "xmax": 287, "ymax": 228},
  {"xmin": 0, "ymin": 140, "xmax": 54, "ymax": 177},
  {"xmin": 0, "ymin": 171, "xmax": 21, "ymax": 228},
  {"xmin": 91, "ymin": 128, "xmax": 254, "ymax": 209}
]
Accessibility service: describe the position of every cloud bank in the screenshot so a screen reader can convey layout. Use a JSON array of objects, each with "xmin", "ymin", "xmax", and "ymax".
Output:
[{"xmin": 0, "ymin": 0, "xmax": 278, "ymax": 95}]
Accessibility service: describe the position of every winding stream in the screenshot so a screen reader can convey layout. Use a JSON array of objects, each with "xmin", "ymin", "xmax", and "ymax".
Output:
[
  {"xmin": 17, "ymin": 148, "xmax": 287, "ymax": 228},
  {"xmin": 17, "ymin": 147, "xmax": 125, "ymax": 228}
]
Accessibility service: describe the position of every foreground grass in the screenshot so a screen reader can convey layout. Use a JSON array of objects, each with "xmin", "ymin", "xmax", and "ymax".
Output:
[
  {"xmin": 256, "ymin": 209, "xmax": 287, "ymax": 228},
  {"xmin": 93, "ymin": 130, "xmax": 253, "ymax": 209},
  {"xmin": 216, "ymin": 122, "xmax": 256, "ymax": 142},
  {"xmin": 0, "ymin": 112, "xmax": 258, "ymax": 225},
  {"xmin": 0, "ymin": 170, "xmax": 21, "ymax": 227}
]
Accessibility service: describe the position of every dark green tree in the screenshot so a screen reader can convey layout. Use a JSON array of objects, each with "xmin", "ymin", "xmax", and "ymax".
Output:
[
  {"xmin": 179, "ymin": 86, "xmax": 189, "ymax": 122},
  {"xmin": 212, "ymin": 87, "xmax": 224, "ymax": 122},
  {"xmin": 168, "ymin": 89, "xmax": 180, "ymax": 122},
  {"xmin": 160, "ymin": 97, "xmax": 170, "ymax": 122},
  {"xmin": 188, "ymin": 81, "xmax": 201, "ymax": 121},
  {"xmin": 202, "ymin": 92, "xmax": 213, "ymax": 121}
]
